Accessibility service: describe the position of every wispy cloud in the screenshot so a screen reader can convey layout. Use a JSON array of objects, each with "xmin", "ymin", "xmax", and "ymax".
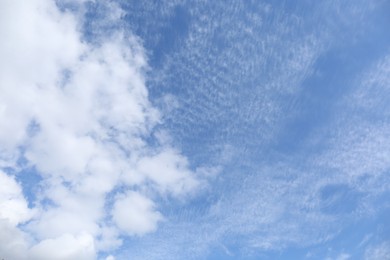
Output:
[
  {"xmin": 364, "ymin": 241, "xmax": 390, "ymax": 260},
  {"xmin": 108, "ymin": 1, "xmax": 390, "ymax": 258},
  {"xmin": 313, "ymin": 54, "xmax": 390, "ymax": 193}
]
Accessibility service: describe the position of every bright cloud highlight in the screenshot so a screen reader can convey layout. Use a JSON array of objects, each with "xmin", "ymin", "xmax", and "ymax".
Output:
[{"xmin": 0, "ymin": 0, "xmax": 205, "ymax": 258}]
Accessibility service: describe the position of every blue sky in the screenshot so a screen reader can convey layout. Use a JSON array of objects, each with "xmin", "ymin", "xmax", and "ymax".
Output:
[{"xmin": 0, "ymin": 0, "xmax": 389, "ymax": 259}]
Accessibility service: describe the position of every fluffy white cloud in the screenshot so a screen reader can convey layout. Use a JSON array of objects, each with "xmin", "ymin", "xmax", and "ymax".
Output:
[
  {"xmin": 0, "ymin": 0, "xmax": 207, "ymax": 258},
  {"xmin": 0, "ymin": 171, "xmax": 33, "ymax": 225},
  {"xmin": 29, "ymin": 232, "xmax": 96, "ymax": 260},
  {"xmin": 136, "ymin": 148, "xmax": 199, "ymax": 196},
  {"xmin": 0, "ymin": 219, "xmax": 29, "ymax": 260},
  {"xmin": 112, "ymin": 191, "xmax": 163, "ymax": 236},
  {"xmin": 0, "ymin": 0, "xmax": 82, "ymax": 168},
  {"xmin": 0, "ymin": 171, "xmax": 33, "ymax": 259}
]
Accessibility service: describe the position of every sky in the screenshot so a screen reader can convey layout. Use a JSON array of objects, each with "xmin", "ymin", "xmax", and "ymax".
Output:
[{"xmin": 0, "ymin": 0, "xmax": 389, "ymax": 259}]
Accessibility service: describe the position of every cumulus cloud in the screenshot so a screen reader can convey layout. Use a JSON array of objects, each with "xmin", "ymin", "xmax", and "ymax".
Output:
[
  {"xmin": 136, "ymin": 148, "xmax": 199, "ymax": 196},
  {"xmin": 0, "ymin": 219, "xmax": 30, "ymax": 260},
  {"xmin": 0, "ymin": 171, "xmax": 33, "ymax": 225},
  {"xmin": 0, "ymin": 0, "xmax": 82, "ymax": 168},
  {"xmin": 0, "ymin": 0, "xmax": 207, "ymax": 258},
  {"xmin": 29, "ymin": 233, "xmax": 96, "ymax": 260},
  {"xmin": 112, "ymin": 191, "xmax": 163, "ymax": 236},
  {"xmin": 0, "ymin": 171, "xmax": 33, "ymax": 259}
]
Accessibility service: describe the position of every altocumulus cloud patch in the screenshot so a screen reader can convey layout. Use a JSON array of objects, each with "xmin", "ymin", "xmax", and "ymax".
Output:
[{"xmin": 1, "ymin": 0, "xmax": 390, "ymax": 260}]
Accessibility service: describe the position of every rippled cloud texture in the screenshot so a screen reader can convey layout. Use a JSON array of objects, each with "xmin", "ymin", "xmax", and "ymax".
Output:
[{"xmin": 1, "ymin": 0, "xmax": 389, "ymax": 259}]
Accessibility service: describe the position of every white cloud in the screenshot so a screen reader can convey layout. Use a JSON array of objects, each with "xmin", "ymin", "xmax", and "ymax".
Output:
[
  {"xmin": 95, "ymin": 226, "xmax": 122, "ymax": 252},
  {"xmin": 112, "ymin": 191, "xmax": 163, "ymax": 236},
  {"xmin": 0, "ymin": 171, "xmax": 32, "ymax": 259},
  {"xmin": 0, "ymin": 219, "xmax": 29, "ymax": 260},
  {"xmin": 136, "ymin": 148, "xmax": 199, "ymax": 196},
  {"xmin": 0, "ymin": 0, "xmax": 207, "ymax": 258},
  {"xmin": 29, "ymin": 232, "xmax": 96, "ymax": 260},
  {"xmin": 0, "ymin": 0, "xmax": 82, "ymax": 167},
  {"xmin": 0, "ymin": 171, "xmax": 33, "ymax": 225}
]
